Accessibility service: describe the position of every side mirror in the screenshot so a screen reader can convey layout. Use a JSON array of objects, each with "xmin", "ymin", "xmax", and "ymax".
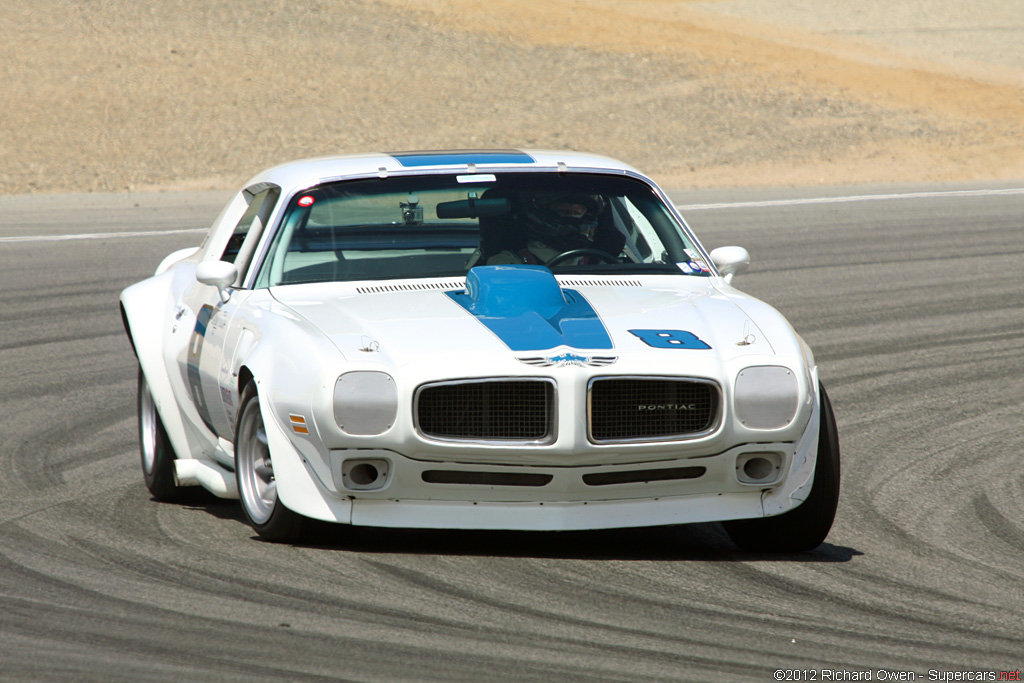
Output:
[
  {"xmin": 709, "ymin": 246, "xmax": 750, "ymax": 284},
  {"xmin": 196, "ymin": 260, "xmax": 238, "ymax": 303}
]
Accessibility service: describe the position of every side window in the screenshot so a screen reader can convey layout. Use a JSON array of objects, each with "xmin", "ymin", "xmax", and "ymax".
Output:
[{"xmin": 220, "ymin": 186, "xmax": 279, "ymax": 282}]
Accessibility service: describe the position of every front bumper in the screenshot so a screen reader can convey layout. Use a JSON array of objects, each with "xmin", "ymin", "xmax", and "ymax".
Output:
[
  {"xmin": 346, "ymin": 490, "xmax": 766, "ymax": 531},
  {"xmin": 265, "ymin": 371, "xmax": 821, "ymax": 531}
]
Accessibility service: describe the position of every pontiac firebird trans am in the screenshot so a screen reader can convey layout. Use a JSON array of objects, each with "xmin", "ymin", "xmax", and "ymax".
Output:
[{"xmin": 120, "ymin": 150, "xmax": 840, "ymax": 551}]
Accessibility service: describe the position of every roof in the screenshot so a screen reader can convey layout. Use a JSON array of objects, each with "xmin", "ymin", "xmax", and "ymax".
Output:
[{"xmin": 242, "ymin": 149, "xmax": 643, "ymax": 195}]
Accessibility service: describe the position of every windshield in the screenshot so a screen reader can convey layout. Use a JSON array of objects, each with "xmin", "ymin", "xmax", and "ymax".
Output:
[{"xmin": 253, "ymin": 172, "xmax": 709, "ymax": 287}]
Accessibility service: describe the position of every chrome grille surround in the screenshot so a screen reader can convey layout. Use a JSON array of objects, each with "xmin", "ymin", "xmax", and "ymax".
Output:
[
  {"xmin": 415, "ymin": 377, "xmax": 557, "ymax": 445},
  {"xmin": 587, "ymin": 376, "xmax": 722, "ymax": 444}
]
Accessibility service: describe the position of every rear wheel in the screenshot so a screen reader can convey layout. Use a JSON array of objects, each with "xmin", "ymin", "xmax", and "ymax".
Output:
[
  {"xmin": 723, "ymin": 383, "xmax": 841, "ymax": 553},
  {"xmin": 235, "ymin": 383, "xmax": 304, "ymax": 542},
  {"xmin": 138, "ymin": 367, "xmax": 182, "ymax": 501}
]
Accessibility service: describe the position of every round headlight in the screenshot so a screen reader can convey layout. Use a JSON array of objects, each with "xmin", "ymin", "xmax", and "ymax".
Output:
[
  {"xmin": 334, "ymin": 371, "xmax": 397, "ymax": 435},
  {"xmin": 734, "ymin": 366, "xmax": 799, "ymax": 430}
]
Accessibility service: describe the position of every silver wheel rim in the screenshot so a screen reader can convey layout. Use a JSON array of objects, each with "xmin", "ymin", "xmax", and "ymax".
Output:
[
  {"xmin": 237, "ymin": 398, "xmax": 276, "ymax": 525},
  {"xmin": 139, "ymin": 376, "xmax": 158, "ymax": 475}
]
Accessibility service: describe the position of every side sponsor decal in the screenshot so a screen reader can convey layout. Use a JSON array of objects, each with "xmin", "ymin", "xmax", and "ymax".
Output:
[
  {"xmin": 186, "ymin": 304, "xmax": 218, "ymax": 432},
  {"xmin": 629, "ymin": 329, "xmax": 711, "ymax": 350}
]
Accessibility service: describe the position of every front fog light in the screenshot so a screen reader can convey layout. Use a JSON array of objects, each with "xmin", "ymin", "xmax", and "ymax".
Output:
[
  {"xmin": 342, "ymin": 458, "xmax": 390, "ymax": 491},
  {"xmin": 334, "ymin": 371, "xmax": 397, "ymax": 435},
  {"xmin": 734, "ymin": 366, "xmax": 799, "ymax": 430},
  {"xmin": 736, "ymin": 451, "xmax": 783, "ymax": 485}
]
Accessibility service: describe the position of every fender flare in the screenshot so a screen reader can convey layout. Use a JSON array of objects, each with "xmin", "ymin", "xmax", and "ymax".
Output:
[
  {"xmin": 761, "ymin": 367, "xmax": 821, "ymax": 516},
  {"xmin": 237, "ymin": 341, "xmax": 352, "ymax": 524},
  {"xmin": 120, "ymin": 273, "xmax": 197, "ymax": 464}
]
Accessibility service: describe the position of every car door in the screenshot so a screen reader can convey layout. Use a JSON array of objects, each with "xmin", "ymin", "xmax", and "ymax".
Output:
[{"xmin": 178, "ymin": 185, "xmax": 279, "ymax": 446}]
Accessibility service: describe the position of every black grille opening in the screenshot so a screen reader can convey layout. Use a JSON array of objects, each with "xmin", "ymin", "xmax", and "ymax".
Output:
[
  {"xmin": 582, "ymin": 466, "xmax": 706, "ymax": 486},
  {"xmin": 590, "ymin": 378, "xmax": 718, "ymax": 441},
  {"xmin": 417, "ymin": 380, "xmax": 554, "ymax": 441},
  {"xmin": 422, "ymin": 470, "xmax": 553, "ymax": 487}
]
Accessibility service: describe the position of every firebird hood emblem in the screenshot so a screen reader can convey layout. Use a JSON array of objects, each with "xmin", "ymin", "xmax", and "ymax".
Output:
[{"xmin": 517, "ymin": 352, "xmax": 618, "ymax": 368}]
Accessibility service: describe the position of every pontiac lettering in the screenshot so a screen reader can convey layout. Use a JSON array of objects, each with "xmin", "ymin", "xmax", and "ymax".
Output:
[{"xmin": 638, "ymin": 403, "xmax": 698, "ymax": 411}]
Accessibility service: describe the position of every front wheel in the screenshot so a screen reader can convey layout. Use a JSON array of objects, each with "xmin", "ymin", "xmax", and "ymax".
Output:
[
  {"xmin": 723, "ymin": 383, "xmax": 841, "ymax": 553},
  {"xmin": 235, "ymin": 382, "xmax": 304, "ymax": 542},
  {"xmin": 138, "ymin": 367, "xmax": 183, "ymax": 501}
]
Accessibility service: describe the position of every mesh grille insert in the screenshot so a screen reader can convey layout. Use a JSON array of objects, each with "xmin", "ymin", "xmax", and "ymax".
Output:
[
  {"xmin": 590, "ymin": 378, "xmax": 718, "ymax": 442},
  {"xmin": 417, "ymin": 379, "xmax": 554, "ymax": 441}
]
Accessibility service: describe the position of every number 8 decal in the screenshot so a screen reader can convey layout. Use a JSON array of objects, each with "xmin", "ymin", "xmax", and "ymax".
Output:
[{"xmin": 629, "ymin": 329, "xmax": 711, "ymax": 350}]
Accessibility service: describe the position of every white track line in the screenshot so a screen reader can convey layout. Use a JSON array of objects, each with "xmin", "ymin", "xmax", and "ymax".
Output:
[
  {"xmin": 676, "ymin": 187, "xmax": 1024, "ymax": 211},
  {"xmin": 0, "ymin": 228, "xmax": 207, "ymax": 244}
]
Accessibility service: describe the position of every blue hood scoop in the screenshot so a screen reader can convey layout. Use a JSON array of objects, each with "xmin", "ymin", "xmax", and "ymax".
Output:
[{"xmin": 447, "ymin": 266, "xmax": 613, "ymax": 352}]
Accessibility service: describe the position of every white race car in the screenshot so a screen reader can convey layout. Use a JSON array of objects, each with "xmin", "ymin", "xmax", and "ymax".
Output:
[{"xmin": 121, "ymin": 150, "xmax": 840, "ymax": 551}]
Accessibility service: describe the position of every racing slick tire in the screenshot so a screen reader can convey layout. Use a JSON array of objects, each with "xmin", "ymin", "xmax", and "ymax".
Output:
[
  {"xmin": 138, "ymin": 367, "xmax": 184, "ymax": 501},
  {"xmin": 723, "ymin": 383, "xmax": 841, "ymax": 553},
  {"xmin": 235, "ymin": 382, "xmax": 305, "ymax": 542}
]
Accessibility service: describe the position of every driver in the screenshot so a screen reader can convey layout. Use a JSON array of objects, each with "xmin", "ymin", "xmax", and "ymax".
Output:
[{"xmin": 485, "ymin": 193, "xmax": 607, "ymax": 266}]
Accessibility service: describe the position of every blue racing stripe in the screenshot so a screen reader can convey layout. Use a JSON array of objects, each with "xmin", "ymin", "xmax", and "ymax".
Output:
[
  {"xmin": 391, "ymin": 150, "xmax": 534, "ymax": 167},
  {"xmin": 447, "ymin": 266, "xmax": 613, "ymax": 352}
]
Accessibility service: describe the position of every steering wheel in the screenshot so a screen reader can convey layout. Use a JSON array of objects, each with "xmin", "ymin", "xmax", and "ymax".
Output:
[{"xmin": 545, "ymin": 248, "xmax": 619, "ymax": 267}]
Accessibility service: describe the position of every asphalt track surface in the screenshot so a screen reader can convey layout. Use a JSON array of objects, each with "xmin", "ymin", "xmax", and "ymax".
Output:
[{"xmin": 1, "ymin": 185, "xmax": 1022, "ymax": 681}]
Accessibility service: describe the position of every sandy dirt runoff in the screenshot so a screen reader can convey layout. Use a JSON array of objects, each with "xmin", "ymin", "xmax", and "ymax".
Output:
[{"xmin": 1, "ymin": 0, "xmax": 1022, "ymax": 194}]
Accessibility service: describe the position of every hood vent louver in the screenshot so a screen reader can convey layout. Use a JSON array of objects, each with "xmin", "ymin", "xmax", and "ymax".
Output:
[
  {"xmin": 356, "ymin": 278, "xmax": 634, "ymax": 294},
  {"xmin": 355, "ymin": 277, "xmax": 642, "ymax": 294},
  {"xmin": 357, "ymin": 281, "xmax": 466, "ymax": 295},
  {"xmin": 558, "ymin": 278, "xmax": 642, "ymax": 288}
]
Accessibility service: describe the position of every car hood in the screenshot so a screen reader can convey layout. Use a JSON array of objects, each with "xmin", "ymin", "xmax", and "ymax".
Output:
[{"xmin": 270, "ymin": 267, "xmax": 782, "ymax": 367}]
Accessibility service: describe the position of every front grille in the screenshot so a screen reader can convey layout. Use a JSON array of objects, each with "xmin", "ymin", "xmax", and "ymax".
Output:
[
  {"xmin": 416, "ymin": 379, "xmax": 555, "ymax": 442},
  {"xmin": 589, "ymin": 377, "xmax": 719, "ymax": 442}
]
